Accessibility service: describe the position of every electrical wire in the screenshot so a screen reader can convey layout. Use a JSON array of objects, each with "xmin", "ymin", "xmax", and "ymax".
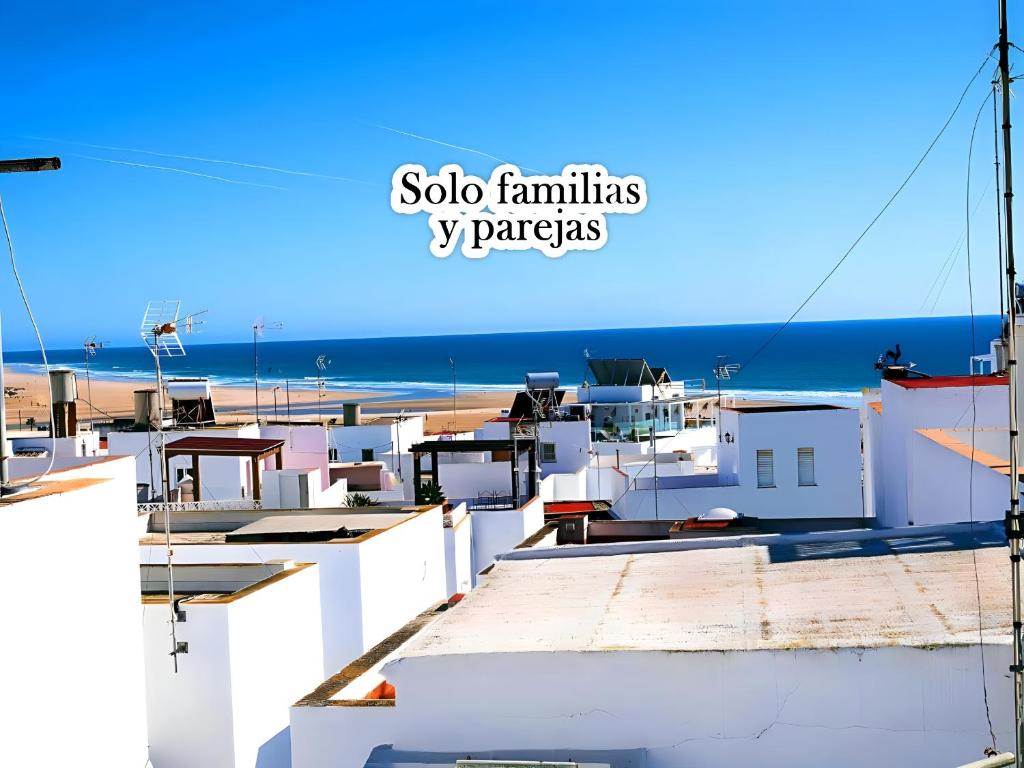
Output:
[
  {"xmin": 607, "ymin": 49, "xmax": 997, "ymax": 514},
  {"xmin": 741, "ymin": 49, "xmax": 996, "ymax": 373},
  {"xmin": 0, "ymin": 191, "xmax": 55, "ymax": 488},
  {"xmin": 965, "ymin": 85, "xmax": 998, "ymax": 752}
]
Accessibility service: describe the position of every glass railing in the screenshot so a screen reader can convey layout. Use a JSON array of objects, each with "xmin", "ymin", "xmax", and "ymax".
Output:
[{"xmin": 592, "ymin": 416, "xmax": 714, "ymax": 442}]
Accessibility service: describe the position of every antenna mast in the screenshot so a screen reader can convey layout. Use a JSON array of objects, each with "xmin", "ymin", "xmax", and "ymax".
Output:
[
  {"xmin": 82, "ymin": 337, "xmax": 104, "ymax": 430},
  {"xmin": 251, "ymin": 317, "xmax": 283, "ymax": 423},
  {"xmin": 140, "ymin": 300, "xmax": 206, "ymax": 673},
  {"xmin": 997, "ymin": 0, "xmax": 1024, "ymax": 761}
]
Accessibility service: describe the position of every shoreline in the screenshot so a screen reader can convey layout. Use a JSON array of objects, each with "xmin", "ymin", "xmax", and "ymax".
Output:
[
  {"xmin": 2, "ymin": 366, "xmax": 865, "ymax": 434},
  {"xmin": 1, "ymin": 367, "xmax": 517, "ymax": 433}
]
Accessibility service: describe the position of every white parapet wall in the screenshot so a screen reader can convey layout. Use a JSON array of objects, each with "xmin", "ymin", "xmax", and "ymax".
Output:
[
  {"xmin": 144, "ymin": 562, "xmax": 324, "ymax": 768},
  {"xmin": 140, "ymin": 507, "xmax": 448, "ymax": 675},
  {"xmin": 0, "ymin": 456, "xmax": 150, "ymax": 767},
  {"xmin": 290, "ymin": 644, "xmax": 1012, "ymax": 768},
  {"xmin": 469, "ymin": 496, "xmax": 545, "ymax": 579}
]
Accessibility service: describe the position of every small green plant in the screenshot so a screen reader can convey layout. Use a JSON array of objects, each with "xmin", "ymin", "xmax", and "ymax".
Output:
[
  {"xmin": 345, "ymin": 492, "xmax": 379, "ymax": 507},
  {"xmin": 415, "ymin": 480, "xmax": 446, "ymax": 505}
]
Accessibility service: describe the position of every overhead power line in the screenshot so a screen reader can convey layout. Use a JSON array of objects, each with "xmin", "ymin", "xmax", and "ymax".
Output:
[{"xmin": 741, "ymin": 49, "xmax": 997, "ymax": 372}]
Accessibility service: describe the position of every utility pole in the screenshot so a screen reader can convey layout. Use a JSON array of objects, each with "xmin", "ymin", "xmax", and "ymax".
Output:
[
  {"xmin": 997, "ymin": 1, "xmax": 1024, "ymax": 763},
  {"xmin": 0, "ymin": 158, "xmax": 61, "ymax": 496}
]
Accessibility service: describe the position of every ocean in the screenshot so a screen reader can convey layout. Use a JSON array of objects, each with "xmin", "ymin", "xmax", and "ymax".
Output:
[{"xmin": 5, "ymin": 315, "xmax": 1001, "ymax": 404}]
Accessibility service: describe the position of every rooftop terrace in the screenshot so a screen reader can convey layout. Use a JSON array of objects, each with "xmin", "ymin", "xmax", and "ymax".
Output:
[
  {"xmin": 402, "ymin": 524, "xmax": 1009, "ymax": 657},
  {"xmin": 140, "ymin": 506, "xmax": 428, "ymax": 545},
  {"xmin": 140, "ymin": 560, "xmax": 312, "ymax": 602}
]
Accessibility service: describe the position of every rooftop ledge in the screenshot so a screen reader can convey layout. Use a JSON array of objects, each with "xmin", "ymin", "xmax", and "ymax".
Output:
[
  {"xmin": 294, "ymin": 601, "xmax": 453, "ymax": 708},
  {"xmin": 141, "ymin": 561, "xmax": 314, "ymax": 604}
]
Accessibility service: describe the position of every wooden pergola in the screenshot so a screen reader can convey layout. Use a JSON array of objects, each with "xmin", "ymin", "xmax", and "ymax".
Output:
[
  {"xmin": 163, "ymin": 436, "xmax": 285, "ymax": 502},
  {"xmin": 410, "ymin": 438, "xmax": 537, "ymax": 507}
]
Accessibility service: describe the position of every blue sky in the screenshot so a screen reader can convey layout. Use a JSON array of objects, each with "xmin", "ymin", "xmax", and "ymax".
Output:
[{"xmin": 0, "ymin": 1, "xmax": 1006, "ymax": 348}]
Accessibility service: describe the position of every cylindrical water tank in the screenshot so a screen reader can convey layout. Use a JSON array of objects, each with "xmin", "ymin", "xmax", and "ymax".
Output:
[
  {"xmin": 134, "ymin": 389, "xmax": 160, "ymax": 428},
  {"xmin": 343, "ymin": 402, "xmax": 361, "ymax": 426},
  {"xmin": 525, "ymin": 372, "xmax": 560, "ymax": 391},
  {"xmin": 49, "ymin": 368, "xmax": 77, "ymax": 404}
]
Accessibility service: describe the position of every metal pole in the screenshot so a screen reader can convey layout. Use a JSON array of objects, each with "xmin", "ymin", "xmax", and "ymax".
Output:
[
  {"xmin": 996, "ymin": 82, "xmax": 1007, "ymax": 326},
  {"xmin": 286, "ymin": 379, "xmax": 291, "ymax": 420},
  {"xmin": 253, "ymin": 326, "xmax": 260, "ymax": 422},
  {"xmin": 997, "ymin": 0, "xmax": 1024, "ymax": 761},
  {"xmin": 84, "ymin": 345, "xmax": 94, "ymax": 429},
  {"xmin": 0, "ymin": 314, "xmax": 9, "ymax": 494}
]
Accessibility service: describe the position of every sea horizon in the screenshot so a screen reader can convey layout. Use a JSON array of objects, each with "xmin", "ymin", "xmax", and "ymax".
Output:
[{"xmin": 5, "ymin": 314, "xmax": 1001, "ymax": 405}]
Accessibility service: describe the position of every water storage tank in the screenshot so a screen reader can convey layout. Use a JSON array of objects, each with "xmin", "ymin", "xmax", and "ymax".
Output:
[
  {"xmin": 49, "ymin": 369, "xmax": 78, "ymax": 437},
  {"xmin": 525, "ymin": 372, "xmax": 560, "ymax": 391},
  {"xmin": 134, "ymin": 389, "xmax": 160, "ymax": 429},
  {"xmin": 343, "ymin": 402, "xmax": 361, "ymax": 426},
  {"xmin": 49, "ymin": 368, "xmax": 77, "ymax": 404}
]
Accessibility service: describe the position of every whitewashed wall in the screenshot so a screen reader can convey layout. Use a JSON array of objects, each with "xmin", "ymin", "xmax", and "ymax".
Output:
[
  {"xmin": 438, "ymin": 461, "xmax": 513, "ymax": 501},
  {"xmin": 470, "ymin": 496, "xmax": 545, "ymax": 579},
  {"xmin": 880, "ymin": 380, "xmax": 1007, "ymax": 527},
  {"xmin": 443, "ymin": 504, "xmax": 473, "ymax": 596},
  {"xmin": 907, "ymin": 431, "xmax": 1008, "ymax": 525},
  {"xmin": 0, "ymin": 456, "xmax": 150, "ymax": 768},
  {"xmin": 291, "ymin": 644, "xmax": 1013, "ymax": 768},
  {"xmin": 616, "ymin": 408, "xmax": 863, "ymax": 520},
  {"xmin": 145, "ymin": 564, "xmax": 323, "ymax": 768},
  {"xmin": 108, "ymin": 423, "xmax": 260, "ymax": 501},
  {"xmin": 141, "ymin": 508, "xmax": 445, "ymax": 675},
  {"xmin": 261, "ymin": 424, "xmax": 330, "ymax": 490}
]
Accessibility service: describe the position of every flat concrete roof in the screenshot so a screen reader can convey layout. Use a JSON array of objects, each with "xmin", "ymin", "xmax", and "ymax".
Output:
[
  {"xmin": 401, "ymin": 527, "xmax": 1010, "ymax": 656},
  {"xmin": 140, "ymin": 508, "xmax": 426, "ymax": 545}
]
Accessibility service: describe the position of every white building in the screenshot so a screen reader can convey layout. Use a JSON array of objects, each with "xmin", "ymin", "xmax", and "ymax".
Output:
[
  {"xmin": 140, "ymin": 506, "xmax": 448, "ymax": 675},
  {"xmin": 579, "ymin": 358, "xmax": 716, "ymax": 453},
  {"xmin": 143, "ymin": 561, "xmax": 323, "ymax": 768},
  {"xmin": 109, "ymin": 423, "xmax": 264, "ymax": 501},
  {"xmin": 613, "ymin": 402, "xmax": 863, "ymax": 521},
  {"xmin": 289, "ymin": 524, "xmax": 1011, "ymax": 768},
  {"xmin": 863, "ymin": 374, "xmax": 1008, "ymax": 527},
  {"xmin": 0, "ymin": 455, "xmax": 150, "ymax": 767}
]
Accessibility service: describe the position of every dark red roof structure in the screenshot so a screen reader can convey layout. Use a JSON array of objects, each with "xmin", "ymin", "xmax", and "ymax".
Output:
[{"xmin": 889, "ymin": 374, "xmax": 1007, "ymax": 390}]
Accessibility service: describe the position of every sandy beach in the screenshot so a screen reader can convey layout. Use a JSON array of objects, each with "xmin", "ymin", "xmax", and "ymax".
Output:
[{"xmin": 2, "ymin": 369, "xmax": 517, "ymax": 433}]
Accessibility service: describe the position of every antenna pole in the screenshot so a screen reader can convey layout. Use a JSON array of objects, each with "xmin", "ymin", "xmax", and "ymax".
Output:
[
  {"xmin": 253, "ymin": 325, "xmax": 260, "ymax": 423},
  {"xmin": 998, "ymin": 0, "xmax": 1024, "ymax": 761},
  {"xmin": 0, "ymin": 315, "xmax": 9, "ymax": 494},
  {"xmin": 996, "ymin": 81, "xmax": 1008, "ymax": 326}
]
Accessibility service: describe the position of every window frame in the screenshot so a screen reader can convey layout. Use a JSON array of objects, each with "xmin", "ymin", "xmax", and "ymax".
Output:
[
  {"xmin": 756, "ymin": 449, "xmax": 775, "ymax": 488},
  {"xmin": 540, "ymin": 442, "xmax": 557, "ymax": 464},
  {"xmin": 797, "ymin": 446, "xmax": 816, "ymax": 487}
]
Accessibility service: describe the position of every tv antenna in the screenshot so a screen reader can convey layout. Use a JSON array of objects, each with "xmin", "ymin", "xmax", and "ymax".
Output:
[
  {"xmin": 139, "ymin": 299, "xmax": 206, "ymax": 675},
  {"xmin": 315, "ymin": 354, "xmax": 330, "ymax": 421},
  {"xmin": 713, "ymin": 356, "xmax": 740, "ymax": 443},
  {"xmin": 82, "ymin": 336, "xmax": 107, "ymax": 429},
  {"xmin": 252, "ymin": 317, "xmax": 283, "ymax": 422}
]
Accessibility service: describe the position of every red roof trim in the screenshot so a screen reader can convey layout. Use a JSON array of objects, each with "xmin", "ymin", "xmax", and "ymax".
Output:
[{"xmin": 889, "ymin": 374, "xmax": 1007, "ymax": 390}]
